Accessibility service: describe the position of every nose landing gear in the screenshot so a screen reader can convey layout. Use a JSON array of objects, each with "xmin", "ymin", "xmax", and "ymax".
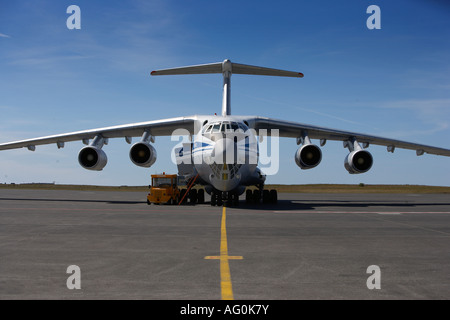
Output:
[{"xmin": 210, "ymin": 190, "xmax": 240, "ymax": 207}]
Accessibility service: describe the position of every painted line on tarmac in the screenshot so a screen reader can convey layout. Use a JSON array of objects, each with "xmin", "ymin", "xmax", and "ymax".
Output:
[
  {"xmin": 0, "ymin": 206, "xmax": 203, "ymax": 213},
  {"xmin": 273, "ymin": 211, "xmax": 450, "ymax": 215},
  {"xmin": 204, "ymin": 206, "xmax": 243, "ymax": 300}
]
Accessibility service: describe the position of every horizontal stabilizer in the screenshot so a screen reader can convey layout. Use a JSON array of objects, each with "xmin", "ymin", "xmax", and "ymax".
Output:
[
  {"xmin": 151, "ymin": 62, "xmax": 223, "ymax": 76},
  {"xmin": 151, "ymin": 59, "xmax": 303, "ymax": 78},
  {"xmin": 232, "ymin": 62, "xmax": 303, "ymax": 78}
]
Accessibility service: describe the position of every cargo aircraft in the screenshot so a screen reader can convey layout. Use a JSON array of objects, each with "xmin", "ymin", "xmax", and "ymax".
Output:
[{"xmin": 1, "ymin": 60, "xmax": 449, "ymax": 206}]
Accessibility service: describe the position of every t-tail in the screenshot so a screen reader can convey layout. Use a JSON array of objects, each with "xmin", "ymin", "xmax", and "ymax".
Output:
[{"xmin": 151, "ymin": 59, "xmax": 303, "ymax": 117}]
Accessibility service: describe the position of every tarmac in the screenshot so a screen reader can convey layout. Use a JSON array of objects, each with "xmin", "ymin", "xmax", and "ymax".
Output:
[{"xmin": 0, "ymin": 189, "xmax": 449, "ymax": 300}]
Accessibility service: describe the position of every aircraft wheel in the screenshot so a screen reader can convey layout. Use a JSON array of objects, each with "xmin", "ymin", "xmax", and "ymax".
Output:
[
  {"xmin": 190, "ymin": 189, "xmax": 198, "ymax": 204},
  {"xmin": 197, "ymin": 189, "xmax": 205, "ymax": 204},
  {"xmin": 233, "ymin": 192, "xmax": 239, "ymax": 207},
  {"xmin": 263, "ymin": 190, "xmax": 270, "ymax": 204},
  {"xmin": 217, "ymin": 192, "xmax": 223, "ymax": 206},
  {"xmin": 246, "ymin": 189, "xmax": 252, "ymax": 204},
  {"xmin": 211, "ymin": 191, "xmax": 216, "ymax": 206},
  {"xmin": 223, "ymin": 192, "xmax": 233, "ymax": 207},
  {"xmin": 270, "ymin": 189, "xmax": 278, "ymax": 204},
  {"xmin": 252, "ymin": 189, "xmax": 260, "ymax": 204},
  {"xmin": 180, "ymin": 189, "xmax": 188, "ymax": 204}
]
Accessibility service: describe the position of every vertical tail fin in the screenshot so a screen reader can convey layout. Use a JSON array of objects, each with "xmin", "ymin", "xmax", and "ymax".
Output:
[{"xmin": 151, "ymin": 59, "xmax": 303, "ymax": 116}]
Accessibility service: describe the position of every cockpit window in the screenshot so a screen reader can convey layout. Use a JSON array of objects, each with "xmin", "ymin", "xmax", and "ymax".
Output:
[
  {"xmin": 204, "ymin": 121, "xmax": 248, "ymax": 134},
  {"xmin": 212, "ymin": 123, "xmax": 221, "ymax": 133},
  {"xmin": 238, "ymin": 123, "xmax": 248, "ymax": 131},
  {"xmin": 221, "ymin": 122, "xmax": 232, "ymax": 132}
]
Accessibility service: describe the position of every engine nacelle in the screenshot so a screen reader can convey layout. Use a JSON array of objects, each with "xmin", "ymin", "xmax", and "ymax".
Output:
[
  {"xmin": 344, "ymin": 150, "xmax": 373, "ymax": 174},
  {"xmin": 129, "ymin": 142, "xmax": 157, "ymax": 167},
  {"xmin": 295, "ymin": 144, "xmax": 322, "ymax": 169},
  {"xmin": 78, "ymin": 146, "xmax": 108, "ymax": 171}
]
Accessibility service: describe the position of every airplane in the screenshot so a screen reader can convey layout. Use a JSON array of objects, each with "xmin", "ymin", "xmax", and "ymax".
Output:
[{"xmin": 1, "ymin": 59, "xmax": 450, "ymax": 206}]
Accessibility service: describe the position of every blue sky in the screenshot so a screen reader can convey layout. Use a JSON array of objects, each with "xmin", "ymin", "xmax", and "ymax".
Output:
[{"xmin": 0, "ymin": 0, "xmax": 449, "ymax": 186}]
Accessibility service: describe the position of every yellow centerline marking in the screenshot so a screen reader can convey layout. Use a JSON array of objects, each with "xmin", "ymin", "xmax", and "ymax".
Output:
[{"xmin": 204, "ymin": 206, "xmax": 243, "ymax": 300}]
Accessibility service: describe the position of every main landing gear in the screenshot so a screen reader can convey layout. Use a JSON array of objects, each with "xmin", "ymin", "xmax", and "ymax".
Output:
[
  {"xmin": 179, "ymin": 188, "xmax": 205, "ymax": 205},
  {"xmin": 245, "ymin": 188, "xmax": 277, "ymax": 204},
  {"xmin": 210, "ymin": 186, "xmax": 278, "ymax": 207}
]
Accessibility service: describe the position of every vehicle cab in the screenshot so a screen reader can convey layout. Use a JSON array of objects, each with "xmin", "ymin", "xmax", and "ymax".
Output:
[{"xmin": 147, "ymin": 173, "xmax": 180, "ymax": 204}]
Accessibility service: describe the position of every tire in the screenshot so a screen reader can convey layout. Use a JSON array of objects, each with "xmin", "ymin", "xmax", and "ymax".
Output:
[
  {"xmin": 211, "ymin": 191, "xmax": 216, "ymax": 206},
  {"xmin": 233, "ymin": 193, "xmax": 239, "ymax": 207},
  {"xmin": 246, "ymin": 189, "xmax": 252, "ymax": 204},
  {"xmin": 198, "ymin": 189, "xmax": 205, "ymax": 204},
  {"xmin": 263, "ymin": 190, "xmax": 270, "ymax": 204},
  {"xmin": 190, "ymin": 189, "xmax": 198, "ymax": 204},
  {"xmin": 180, "ymin": 189, "xmax": 187, "ymax": 204},
  {"xmin": 252, "ymin": 189, "xmax": 260, "ymax": 204},
  {"xmin": 217, "ymin": 192, "xmax": 223, "ymax": 206},
  {"xmin": 270, "ymin": 189, "xmax": 278, "ymax": 204}
]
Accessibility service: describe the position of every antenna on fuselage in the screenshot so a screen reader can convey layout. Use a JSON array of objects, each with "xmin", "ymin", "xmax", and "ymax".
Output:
[{"xmin": 150, "ymin": 59, "xmax": 303, "ymax": 117}]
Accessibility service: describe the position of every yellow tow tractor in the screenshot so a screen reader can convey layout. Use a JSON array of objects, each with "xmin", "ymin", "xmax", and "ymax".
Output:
[{"xmin": 147, "ymin": 173, "xmax": 180, "ymax": 205}]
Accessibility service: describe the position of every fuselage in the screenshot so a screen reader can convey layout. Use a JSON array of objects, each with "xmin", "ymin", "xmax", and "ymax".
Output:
[{"xmin": 175, "ymin": 115, "xmax": 265, "ymax": 194}]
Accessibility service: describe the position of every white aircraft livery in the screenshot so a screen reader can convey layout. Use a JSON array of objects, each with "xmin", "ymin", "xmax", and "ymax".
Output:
[{"xmin": 1, "ymin": 60, "xmax": 449, "ymax": 206}]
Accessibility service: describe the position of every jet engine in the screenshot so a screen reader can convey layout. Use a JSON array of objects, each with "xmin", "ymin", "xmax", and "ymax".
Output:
[
  {"xmin": 344, "ymin": 149, "xmax": 373, "ymax": 174},
  {"xmin": 129, "ymin": 141, "xmax": 157, "ymax": 167},
  {"xmin": 78, "ymin": 146, "xmax": 108, "ymax": 171},
  {"xmin": 295, "ymin": 144, "xmax": 322, "ymax": 169}
]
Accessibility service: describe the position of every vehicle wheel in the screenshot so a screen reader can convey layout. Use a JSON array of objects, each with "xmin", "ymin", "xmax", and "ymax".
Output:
[
  {"xmin": 147, "ymin": 199, "xmax": 151, "ymax": 205},
  {"xmin": 246, "ymin": 189, "xmax": 252, "ymax": 204},
  {"xmin": 270, "ymin": 189, "xmax": 278, "ymax": 204},
  {"xmin": 197, "ymin": 189, "xmax": 205, "ymax": 204},
  {"xmin": 211, "ymin": 191, "xmax": 216, "ymax": 206},
  {"xmin": 263, "ymin": 190, "xmax": 270, "ymax": 203},
  {"xmin": 190, "ymin": 189, "xmax": 198, "ymax": 204},
  {"xmin": 223, "ymin": 192, "xmax": 231, "ymax": 207},
  {"xmin": 180, "ymin": 189, "xmax": 187, "ymax": 204},
  {"xmin": 233, "ymin": 193, "xmax": 239, "ymax": 207},
  {"xmin": 252, "ymin": 189, "xmax": 260, "ymax": 204},
  {"xmin": 217, "ymin": 192, "xmax": 223, "ymax": 206}
]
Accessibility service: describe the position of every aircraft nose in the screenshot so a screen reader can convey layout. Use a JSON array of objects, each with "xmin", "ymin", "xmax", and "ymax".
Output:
[{"xmin": 207, "ymin": 137, "xmax": 245, "ymax": 191}]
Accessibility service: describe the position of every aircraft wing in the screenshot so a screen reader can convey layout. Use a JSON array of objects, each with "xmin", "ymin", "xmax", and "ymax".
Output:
[
  {"xmin": 246, "ymin": 116, "xmax": 450, "ymax": 157},
  {"xmin": 0, "ymin": 116, "xmax": 196, "ymax": 151}
]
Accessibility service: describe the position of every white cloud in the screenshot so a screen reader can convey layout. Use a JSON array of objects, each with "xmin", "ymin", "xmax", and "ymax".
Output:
[
  {"xmin": 380, "ymin": 99, "xmax": 450, "ymax": 138},
  {"xmin": 0, "ymin": 33, "xmax": 11, "ymax": 38},
  {"xmin": 384, "ymin": 99, "xmax": 450, "ymax": 122}
]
